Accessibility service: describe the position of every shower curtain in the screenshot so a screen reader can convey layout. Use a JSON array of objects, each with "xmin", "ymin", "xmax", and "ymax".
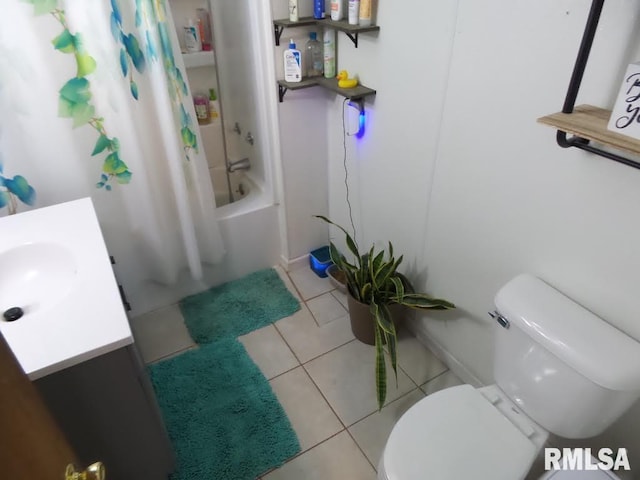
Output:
[{"xmin": 0, "ymin": 0, "xmax": 224, "ymax": 286}]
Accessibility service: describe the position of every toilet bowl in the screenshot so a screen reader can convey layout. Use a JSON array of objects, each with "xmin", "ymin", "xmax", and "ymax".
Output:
[
  {"xmin": 377, "ymin": 384, "xmax": 547, "ymax": 480},
  {"xmin": 378, "ymin": 274, "xmax": 640, "ymax": 480}
]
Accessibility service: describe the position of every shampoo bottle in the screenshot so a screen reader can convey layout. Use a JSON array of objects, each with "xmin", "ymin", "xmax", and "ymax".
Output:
[
  {"xmin": 196, "ymin": 8, "xmax": 212, "ymax": 51},
  {"xmin": 289, "ymin": 0, "xmax": 299, "ymax": 22},
  {"xmin": 313, "ymin": 0, "xmax": 325, "ymax": 19},
  {"xmin": 208, "ymin": 88, "xmax": 220, "ymax": 122},
  {"xmin": 348, "ymin": 0, "xmax": 360, "ymax": 25},
  {"xmin": 283, "ymin": 39, "xmax": 302, "ymax": 82},
  {"xmin": 184, "ymin": 19, "xmax": 202, "ymax": 53},
  {"xmin": 330, "ymin": 0, "xmax": 343, "ymax": 21},
  {"xmin": 358, "ymin": 0, "xmax": 373, "ymax": 26},
  {"xmin": 323, "ymin": 29, "xmax": 336, "ymax": 79},
  {"xmin": 193, "ymin": 93, "xmax": 209, "ymax": 125}
]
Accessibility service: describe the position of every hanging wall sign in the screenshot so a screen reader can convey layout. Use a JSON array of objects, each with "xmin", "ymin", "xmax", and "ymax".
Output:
[{"xmin": 608, "ymin": 62, "xmax": 640, "ymax": 139}]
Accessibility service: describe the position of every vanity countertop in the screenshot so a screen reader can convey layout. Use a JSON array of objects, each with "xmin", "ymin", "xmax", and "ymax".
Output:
[{"xmin": 0, "ymin": 198, "xmax": 132, "ymax": 379}]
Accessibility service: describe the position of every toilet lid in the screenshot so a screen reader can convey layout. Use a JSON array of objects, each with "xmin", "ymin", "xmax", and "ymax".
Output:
[{"xmin": 382, "ymin": 384, "xmax": 537, "ymax": 480}]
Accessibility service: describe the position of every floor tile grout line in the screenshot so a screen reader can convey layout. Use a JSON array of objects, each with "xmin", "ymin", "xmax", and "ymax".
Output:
[
  {"xmin": 345, "ymin": 427, "xmax": 379, "ymax": 473},
  {"xmin": 261, "ymin": 429, "xmax": 348, "ymax": 477},
  {"xmin": 300, "ymin": 360, "xmax": 351, "ymax": 432}
]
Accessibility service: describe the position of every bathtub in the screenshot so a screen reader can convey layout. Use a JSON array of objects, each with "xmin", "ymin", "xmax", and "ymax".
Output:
[{"xmin": 209, "ymin": 166, "xmax": 252, "ymax": 207}]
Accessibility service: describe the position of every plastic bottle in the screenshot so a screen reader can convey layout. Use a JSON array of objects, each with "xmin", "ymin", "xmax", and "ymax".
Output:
[
  {"xmin": 196, "ymin": 8, "xmax": 212, "ymax": 51},
  {"xmin": 348, "ymin": 0, "xmax": 359, "ymax": 25},
  {"xmin": 283, "ymin": 39, "xmax": 302, "ymax": 82},
  {"xmin": 184, "ymin": 19, "xmax": 201, "ymax": 53},
  {"xmin": 358, "ymin": 0, "xmax": 373, "ymax": 26},
  {"xmin": 208, "ymin": 88, "xmax": 220, "ymax": 122},
  {"xmin": 193, "ymin": 93, "xmax": 209, "ymax": 124},
  {"xmin": 323, "ymin": 29, "xmax": 335, "ymax": 79},
  {"xmin": 313, "ymin": 0, "xmax": 325, "ymax": 19},
  {"xmin": 304, "ymin": 32, "xmax": 323, "ymax": 77},
  {"xmin": 289, "ymin": 0, "xmax": 299, "ymax": 22},
  {"xmin": 330, "ymin": 0, "xmax": 343, "ymax": 21}
]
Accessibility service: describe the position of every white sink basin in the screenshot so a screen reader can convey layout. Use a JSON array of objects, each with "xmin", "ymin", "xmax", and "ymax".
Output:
[
  {"xmin": 0, "ymin": 243, "xmax": 78, "ymax": 315},
  {"xmin": 0, "ymin": 198, "xmax": 132, "ymax": 379}
]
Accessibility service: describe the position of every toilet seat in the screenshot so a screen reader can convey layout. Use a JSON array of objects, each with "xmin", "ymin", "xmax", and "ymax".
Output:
[{"xmin": 379, "ymin": 384, "xmax": 538, "ymax": 480}]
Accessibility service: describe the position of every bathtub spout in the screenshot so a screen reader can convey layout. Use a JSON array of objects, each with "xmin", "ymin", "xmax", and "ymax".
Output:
[{"xmin": 227, "ymin": 157, "xmax": 251, "ymax": 172}]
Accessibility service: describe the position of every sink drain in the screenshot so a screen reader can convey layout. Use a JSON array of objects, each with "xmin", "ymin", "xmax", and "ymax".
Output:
[{"xmin": 3, "ymin": 307, "xmax": 24, "ymax": 322}]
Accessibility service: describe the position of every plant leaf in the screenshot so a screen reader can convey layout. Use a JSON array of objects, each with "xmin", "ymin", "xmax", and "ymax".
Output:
[
  {"xmin": 181, "ymin": 126, "xmax": 197, "ymax": 150},
  {"xmin": 92, "ymin": 135, "xmax": 111, "ymax": 156},
  {"xmin": 75, "ymin": 52, "xmax": 97, "ymax": 77},
  {"xmin": 373, "ymin": 302, "xmax": 394, "ymax": 336},
  {"xmin": 385, "ymin": 318, "xmax": 398, "ymax": 386},
  {"xmin": 70, "ymin": 102, "xmax": 95, "ymax": 127},
  {"xmin": 130, "ymin": 80, "xmax": 139, "ymax": 100},
  {"xmin": 59, "ymin": 77, "xmax": 92, "ymax": 105},
  {"xmin": 315, "ymin": 214, "xmax": 360, "ymax": 261},
  {"xmin": 116, "ymin": 170, "xmax": 132, "ymax": 184},
  {"xmin": 110, "ymin": 12, "xmax": 123, "ymax": 41},
  {"xmin": 119, "ymin": 48, "xmax": 129, "ymax": 77},
  {"xmin": 26, "ymin": 0, "xmax": 58, "ymax": 15},
  {"xmin": 397, "ymin": 293, "xmax": 455, "ymax": 310},
  {"xmin": 103, "ymin": 152, "xmax": 128, "ymax": 175},
  {"xmin": 176, "ymin": 68, "xmax": 188, "ymax": 95},
  {"xmin": 110, "ymin": 0, "xmax": 122, "ymax": 26},
  {"xmin": 374, "ymin": 323, "xmax": 386, "ymax": 410},
  {"xmin": 5, "ymin": 176, "xmax": 36, "ymax": 205},
  {"xmin": 123, "ymin": 33, "xmax": 146, "ymax": 73},
  {"xmin": 52, "ymin": 29, "xmax": 76, "ymax": 53},
  {"xmin": 0, "ymin": 191, "xmax": 8, "ymax": 208},
  {"xmin": 389, "ymin": 276, "xmax": 404, "ymax": 300}
]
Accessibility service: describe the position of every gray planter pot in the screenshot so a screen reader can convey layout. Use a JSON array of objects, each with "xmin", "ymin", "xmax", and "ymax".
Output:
[{"xmin": 346, "ymin": 294, "xmax": 405, "ymax": 345}]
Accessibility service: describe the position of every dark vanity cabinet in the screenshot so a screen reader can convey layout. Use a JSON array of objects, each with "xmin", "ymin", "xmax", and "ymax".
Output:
[{"xmin": 35, "ymin": 344, "xmax": 174, "ymax": 479}]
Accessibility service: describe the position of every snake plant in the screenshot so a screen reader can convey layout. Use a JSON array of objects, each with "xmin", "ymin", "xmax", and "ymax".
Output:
[{"xmin": 316, "ymin": 215, "xmax": 455, "ymax": 409}]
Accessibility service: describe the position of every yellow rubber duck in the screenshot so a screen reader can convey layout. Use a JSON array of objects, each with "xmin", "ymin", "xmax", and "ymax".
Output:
[{"xmin": 336, "ymin": 70, "xmax": 358, "ymax": 89}]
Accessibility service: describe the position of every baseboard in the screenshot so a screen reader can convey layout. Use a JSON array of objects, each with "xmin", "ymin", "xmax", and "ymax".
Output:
[
  {"xmin": 408, "ymin": 323, "xmax": 484, "ymax": 388},
  {"xmin": 279, "ymin": 254, "xmax": 308, "ymax": 272}
]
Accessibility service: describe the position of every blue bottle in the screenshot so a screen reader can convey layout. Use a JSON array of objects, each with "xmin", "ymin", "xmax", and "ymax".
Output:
[{"xmin": 313, "ymin": 0, "xmax": 325, "ymax": 19}]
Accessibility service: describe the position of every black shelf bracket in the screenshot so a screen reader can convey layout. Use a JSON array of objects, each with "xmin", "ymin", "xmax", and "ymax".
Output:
[
  {"xmin": 278, "ymin": 84, "xmax": 288, "ymax": 102},
  {"xmin": 274, "ymin": 24, "xmax": 285, "ymax": 46},
  {"xmin": 345, "ymin": 32, "xmax": 359, "ymax": 48},
  {"xmin": 557, "ymin": 0, "xmax": 640, "ymax": 170}
]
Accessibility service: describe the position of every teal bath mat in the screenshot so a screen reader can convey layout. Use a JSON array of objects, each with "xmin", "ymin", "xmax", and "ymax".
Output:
[
  {"xmin": 180, "ymin": 268, "xmax": 301, "ymax": 343},
  {"xmin": 149, "ymin": 339, "xmax": 301, "ymax": 480}
]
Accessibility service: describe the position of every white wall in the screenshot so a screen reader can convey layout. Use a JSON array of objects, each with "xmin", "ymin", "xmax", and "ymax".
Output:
[
  {"xmin": 271, "ymin": 0, "xmax": 331, "ymax": 262},
  {"xmin": 289, "ymin": 0, "xmax": 640, "ymax": 467}
]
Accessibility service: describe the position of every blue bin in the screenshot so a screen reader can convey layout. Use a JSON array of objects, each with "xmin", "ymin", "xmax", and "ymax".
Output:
[{"xmin": 309, "ymin": 246, "xmax": 333, "ymax": 278}]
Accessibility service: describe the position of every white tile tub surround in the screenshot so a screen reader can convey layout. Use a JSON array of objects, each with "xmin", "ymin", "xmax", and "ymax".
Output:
[
  {"xmin": 132, "ymin": 264, "xmax": 464, "ymax": 477},
  {"xmin": 209, "ymin": 167, "xmax": 251, "ymax": 207}
]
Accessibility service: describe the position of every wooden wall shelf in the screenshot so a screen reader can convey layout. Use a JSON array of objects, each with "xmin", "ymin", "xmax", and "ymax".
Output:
[
  {"xmin": 277, "ymin": 77, "xmax": 376, "ymax": 103},
  {"xmin": 538, "ymin": 105, "xmax": 640, "ymax": 157},
  {"xmin": 539, "ymin": 0, "xmax": 640, "ymax": 169},
  {"xmin": 274, "ymin": 16, "xmax": 380, "ymax": 48}
]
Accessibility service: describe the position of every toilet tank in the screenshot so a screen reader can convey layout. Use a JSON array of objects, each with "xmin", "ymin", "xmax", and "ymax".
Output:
[{"xmin": 492, "ymin": 274, "xmax": 640, "ymax": 439}]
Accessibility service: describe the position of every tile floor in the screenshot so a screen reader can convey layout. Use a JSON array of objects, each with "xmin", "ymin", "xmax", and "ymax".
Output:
[{"xmin": 130, "ymin": 265, "xmax": 464, "ymax": 479}]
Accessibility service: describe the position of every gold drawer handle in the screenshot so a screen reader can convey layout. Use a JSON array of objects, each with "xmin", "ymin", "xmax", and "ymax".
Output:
[{"xmin": 65, "ymin": 462, "xmax": 105, "ymax": 480}]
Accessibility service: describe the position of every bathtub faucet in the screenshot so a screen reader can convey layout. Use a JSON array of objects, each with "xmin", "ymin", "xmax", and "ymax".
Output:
[{"xmin": 227, "ymin": 157, "xmax": 251, "ymax": 172}]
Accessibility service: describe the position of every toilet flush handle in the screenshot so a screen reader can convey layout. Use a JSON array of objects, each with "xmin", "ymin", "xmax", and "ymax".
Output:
[{"xmin": 488, "ymin": 310, "xmax": 510, "ymax": 329}]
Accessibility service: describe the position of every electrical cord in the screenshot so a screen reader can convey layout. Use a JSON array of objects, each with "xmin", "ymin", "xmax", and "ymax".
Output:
[{"xmin": 342, "ymin": 97, "xmax": 357, "ymax": 242}]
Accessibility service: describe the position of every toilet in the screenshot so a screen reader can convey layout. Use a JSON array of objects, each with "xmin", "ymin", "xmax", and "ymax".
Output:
[{"xmin": 378, "ymin": 274, "xmax": 640, "ymax": 480}]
